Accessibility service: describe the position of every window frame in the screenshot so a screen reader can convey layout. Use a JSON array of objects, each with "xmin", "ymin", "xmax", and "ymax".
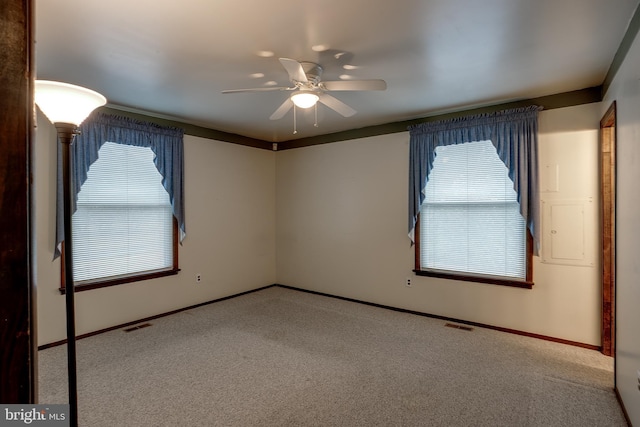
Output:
[
  {"xmin": 59, "ymin": 204, "xmax": 180, "ymax": 294},
  {"xmin": 413, "ymin": 215, "xmax": 534, "ymax": 289}
]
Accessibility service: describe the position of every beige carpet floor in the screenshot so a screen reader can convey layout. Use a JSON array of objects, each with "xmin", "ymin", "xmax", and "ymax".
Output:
[{"xmin": 38, "ymin": 286, "xmax": 626, "ymax": 426}]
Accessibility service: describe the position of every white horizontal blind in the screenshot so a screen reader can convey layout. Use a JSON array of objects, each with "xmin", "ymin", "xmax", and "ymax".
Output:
[
  {"xmin": 420, "ymin": 140, "xmax": 526, "ymax": 279},
  {"xmin": 72, "ymin": 142, "xmax": 174, "ymax": 283}
]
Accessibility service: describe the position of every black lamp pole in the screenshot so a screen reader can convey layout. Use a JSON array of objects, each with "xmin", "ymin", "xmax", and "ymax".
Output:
[
  {"xmin": 36, "ymin": 79, "xmax": 105, "ymax": 427},
  {"xmin": 56, "ymin": 122, "xmax": 79, "ymax": 427},
  {"xmin": 34, "ymin": 79, "xmax": 106, "ymax": 427}
]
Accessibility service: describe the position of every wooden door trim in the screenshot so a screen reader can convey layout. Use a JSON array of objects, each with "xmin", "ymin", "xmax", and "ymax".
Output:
[{"xmin": 600, "ymin": 101, "xmax": 616, "ymax": 358}]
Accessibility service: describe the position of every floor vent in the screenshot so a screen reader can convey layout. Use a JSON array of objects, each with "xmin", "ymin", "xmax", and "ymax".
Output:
[
  {"xmin": 124, "ymin": 323, "xmax": 152, "ymax": 333},
  {"xmin": 444, "ymin": 323, "xmax": 474, "ymax": 331}
]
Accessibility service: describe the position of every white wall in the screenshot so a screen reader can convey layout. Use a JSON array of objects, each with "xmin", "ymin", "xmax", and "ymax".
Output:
[
  {"xmin": 276, "ymin": 103, "xmax": 602, "ymax": 345},
  {"xmin": 602, "ymin": 29, "xmax": 640, "ymax": 424},
  {"xmin": 35, "ymin": 114, "xmax": 276, "ymax": 346}
]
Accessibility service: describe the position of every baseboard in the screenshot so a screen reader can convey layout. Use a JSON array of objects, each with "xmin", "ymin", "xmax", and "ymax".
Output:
[
  {"xmin": 38, "ymin": 282, "xmax": 601, "ymax": 353},
  {"xmin": 274, "ymin": 284, "xmax": 601, "ymax": 351},
  {"xmin": 615, "ymin": 387, "xmax": 633, "ymax": 426},
  {"xmin": 37, "ymin": 284, "xmax": 277, "ymax": 350}
]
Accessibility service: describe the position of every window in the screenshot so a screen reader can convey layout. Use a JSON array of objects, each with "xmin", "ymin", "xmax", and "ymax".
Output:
[
  {"xmin": 414, "ymin": 140, "xmax": 533, "ymax": 288},
  {"xmin": 55, "ymin": 112, "xmax": 185, "ymax": 292},
  {"xmin": 63, "ymin": 142, "xmax": 178, "ymax": 290},
  {"xmin": 408, "ymin": 106, "xmax": 540, "ymax": 288}
]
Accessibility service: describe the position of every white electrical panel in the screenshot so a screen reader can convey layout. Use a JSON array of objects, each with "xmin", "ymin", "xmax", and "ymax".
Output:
[
  {"xmin": 543, "ymin": 164, "xmax": 560, "ymax": 192},
  {"xmin": 541, "ymin": 198, "xmax": 595, "ymax": 266}
]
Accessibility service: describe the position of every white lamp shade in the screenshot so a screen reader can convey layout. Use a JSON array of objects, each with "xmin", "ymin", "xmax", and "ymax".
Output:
[
  {"xmin": 35, "ymin": 80, "xmax": 107, "ymax": 126},
  {"xmin": 291, "ymin": 92, "xmax": 319, "ymax": 109}
]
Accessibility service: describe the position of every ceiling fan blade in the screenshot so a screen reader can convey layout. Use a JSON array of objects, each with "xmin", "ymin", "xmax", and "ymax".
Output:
[
  {"xmin": 269, "ymin": 98, "xmax": 293, "ymax": 120},
  {"xmin": 322, "ymin": 79, "xmax": 387, "ymax": 91},
  {"xmin": 222, "ymin": 86, "xmax": 292, "ymax": 94},
  {"xmin": 318, "ymin": 93, "xmax": 356, "ymax": 117},
  {"xmin": 279, "ymin": 58, "xmax": 308, "ymax": 83}
]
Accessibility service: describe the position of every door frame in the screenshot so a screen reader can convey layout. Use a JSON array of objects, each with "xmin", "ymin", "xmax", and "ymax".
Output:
[{"xmin": 600, "ymin": 101, "xmax": 616, "ymax": 359}]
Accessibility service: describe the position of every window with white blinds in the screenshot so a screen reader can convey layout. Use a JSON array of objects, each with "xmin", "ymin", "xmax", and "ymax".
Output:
[
  {"xmin": 420, "ymin": 140, "xmax": 526, "ymax": 279},
  {"xmin": 72, "ymin": 142, "xmax": 175, "ymax": 284}
]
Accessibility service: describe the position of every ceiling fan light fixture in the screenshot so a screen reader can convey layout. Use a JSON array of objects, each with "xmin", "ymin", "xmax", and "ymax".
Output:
[{"xmin": 291, "ymin": 92, "xmax": 319, "ymax": 109}]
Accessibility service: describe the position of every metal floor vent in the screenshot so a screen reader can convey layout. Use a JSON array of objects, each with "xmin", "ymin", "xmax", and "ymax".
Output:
[
  {"xmin": 444, "ymin": 323, "xmax": 474, "ymax": 331},
  {"xmin": 124, "ymin": 323, "xmax": 152, "ymax": 333}
]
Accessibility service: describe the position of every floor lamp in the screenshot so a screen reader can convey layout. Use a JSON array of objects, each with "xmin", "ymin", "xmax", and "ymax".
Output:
[{"xmin": 34, "ymin": 81, "xmax": 106, "ymax": 427}]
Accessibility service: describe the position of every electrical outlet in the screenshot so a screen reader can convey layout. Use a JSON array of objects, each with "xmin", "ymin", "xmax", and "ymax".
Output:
[
  {"xmin": 406, "ymin": 277, "xmax": 412, "ymax": 287},
  {"xmin": 196, "ymin": 274, "xmax": 202, "ymax": 283}
]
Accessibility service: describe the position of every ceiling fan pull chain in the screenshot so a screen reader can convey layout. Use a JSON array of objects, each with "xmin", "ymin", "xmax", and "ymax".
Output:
[
  {"xmin": 293, "ymin": 104, "xmax": 297, "ymax": 134},
  {"xmin": 314, "ymin": 103, "xmax": 318, "ymax": 127}
]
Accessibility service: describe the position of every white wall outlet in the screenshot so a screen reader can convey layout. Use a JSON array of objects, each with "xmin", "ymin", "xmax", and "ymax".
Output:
[
  {"xmin": 196, "ymin": 274, "xmax": 202, "ymax": 283},
  {"xmin": 406, "ymin": 277, "xmax": 412, "ymax": 287}
]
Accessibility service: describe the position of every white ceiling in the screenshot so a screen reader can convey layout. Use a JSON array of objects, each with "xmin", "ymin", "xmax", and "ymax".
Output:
[{"xmin": 35, "ymin": 0, "xmax": 639, "ymax": 142}]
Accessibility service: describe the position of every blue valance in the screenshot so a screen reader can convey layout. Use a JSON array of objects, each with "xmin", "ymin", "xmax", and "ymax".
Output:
[
  {"xmin": 55, "ymin": 112, "xmax": 185, "ymax": 258},
  {"xmin": 408, "ymin": 105, "xmax": 542, "ymax": 255}
]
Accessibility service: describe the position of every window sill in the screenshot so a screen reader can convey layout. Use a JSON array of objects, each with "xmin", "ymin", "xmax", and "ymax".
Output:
[
  {"xmin": 413, "ymin": 269, "xmax": 533, "ymax": 289},
  {"xmin": 59, "ymin": 268, "xmax": 180, "ymax": 294}
]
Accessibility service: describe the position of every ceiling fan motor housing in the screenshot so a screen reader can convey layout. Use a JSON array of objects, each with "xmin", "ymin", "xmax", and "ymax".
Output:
[{"xmin": 299, "ymin": 62, "xmax": 323, "ymax": 85}]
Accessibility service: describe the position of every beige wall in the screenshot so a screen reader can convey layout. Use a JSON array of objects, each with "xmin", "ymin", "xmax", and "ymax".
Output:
[
  {"xmin": 276, "ymin": 103, "xmax": 602, "ymax": 345},
  {"xmin": 36, "ymin": 101, "xmax": 608, "ymax": 379},
  {"xmin": 35, "ymin": 114, "xmax": 277, "ymax": 346},
  {"xmin": 602, "ymin": 29, "xmax": 640, "ymax": 425}
]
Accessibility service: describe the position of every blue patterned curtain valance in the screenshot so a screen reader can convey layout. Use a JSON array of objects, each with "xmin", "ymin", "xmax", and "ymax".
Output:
[
  {"xmin": 55, "ymin": 112, "xmax": 185, "ymax": 258},
  {"xmin": 408, "ymin": 105, "xmax": 542, "ymax": 255}
]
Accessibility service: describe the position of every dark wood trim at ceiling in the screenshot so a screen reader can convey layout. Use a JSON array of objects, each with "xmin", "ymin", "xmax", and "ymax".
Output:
[
  {"xmin": 102, "ymin": 86, "xmax": 602, "ymax": 152},
  {"xmin": 0, "ymin": 0, "xmax": 36, "ymax": 403},
  {"xmin": 99, "ymin": 106, "xmax": 271, "ymax": 150},
  {"xmin": 602, "ymin": 2, "xmax": 640, "ymax": 97},
  {"xmin": 276, "ymin": 86, "xmax": 603, "ymax": 150}
]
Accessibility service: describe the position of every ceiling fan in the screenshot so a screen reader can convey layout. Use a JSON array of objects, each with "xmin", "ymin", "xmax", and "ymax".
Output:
[{"xmin": 222, "ymin": 58, "xmax": 387, "ymax": 121}]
